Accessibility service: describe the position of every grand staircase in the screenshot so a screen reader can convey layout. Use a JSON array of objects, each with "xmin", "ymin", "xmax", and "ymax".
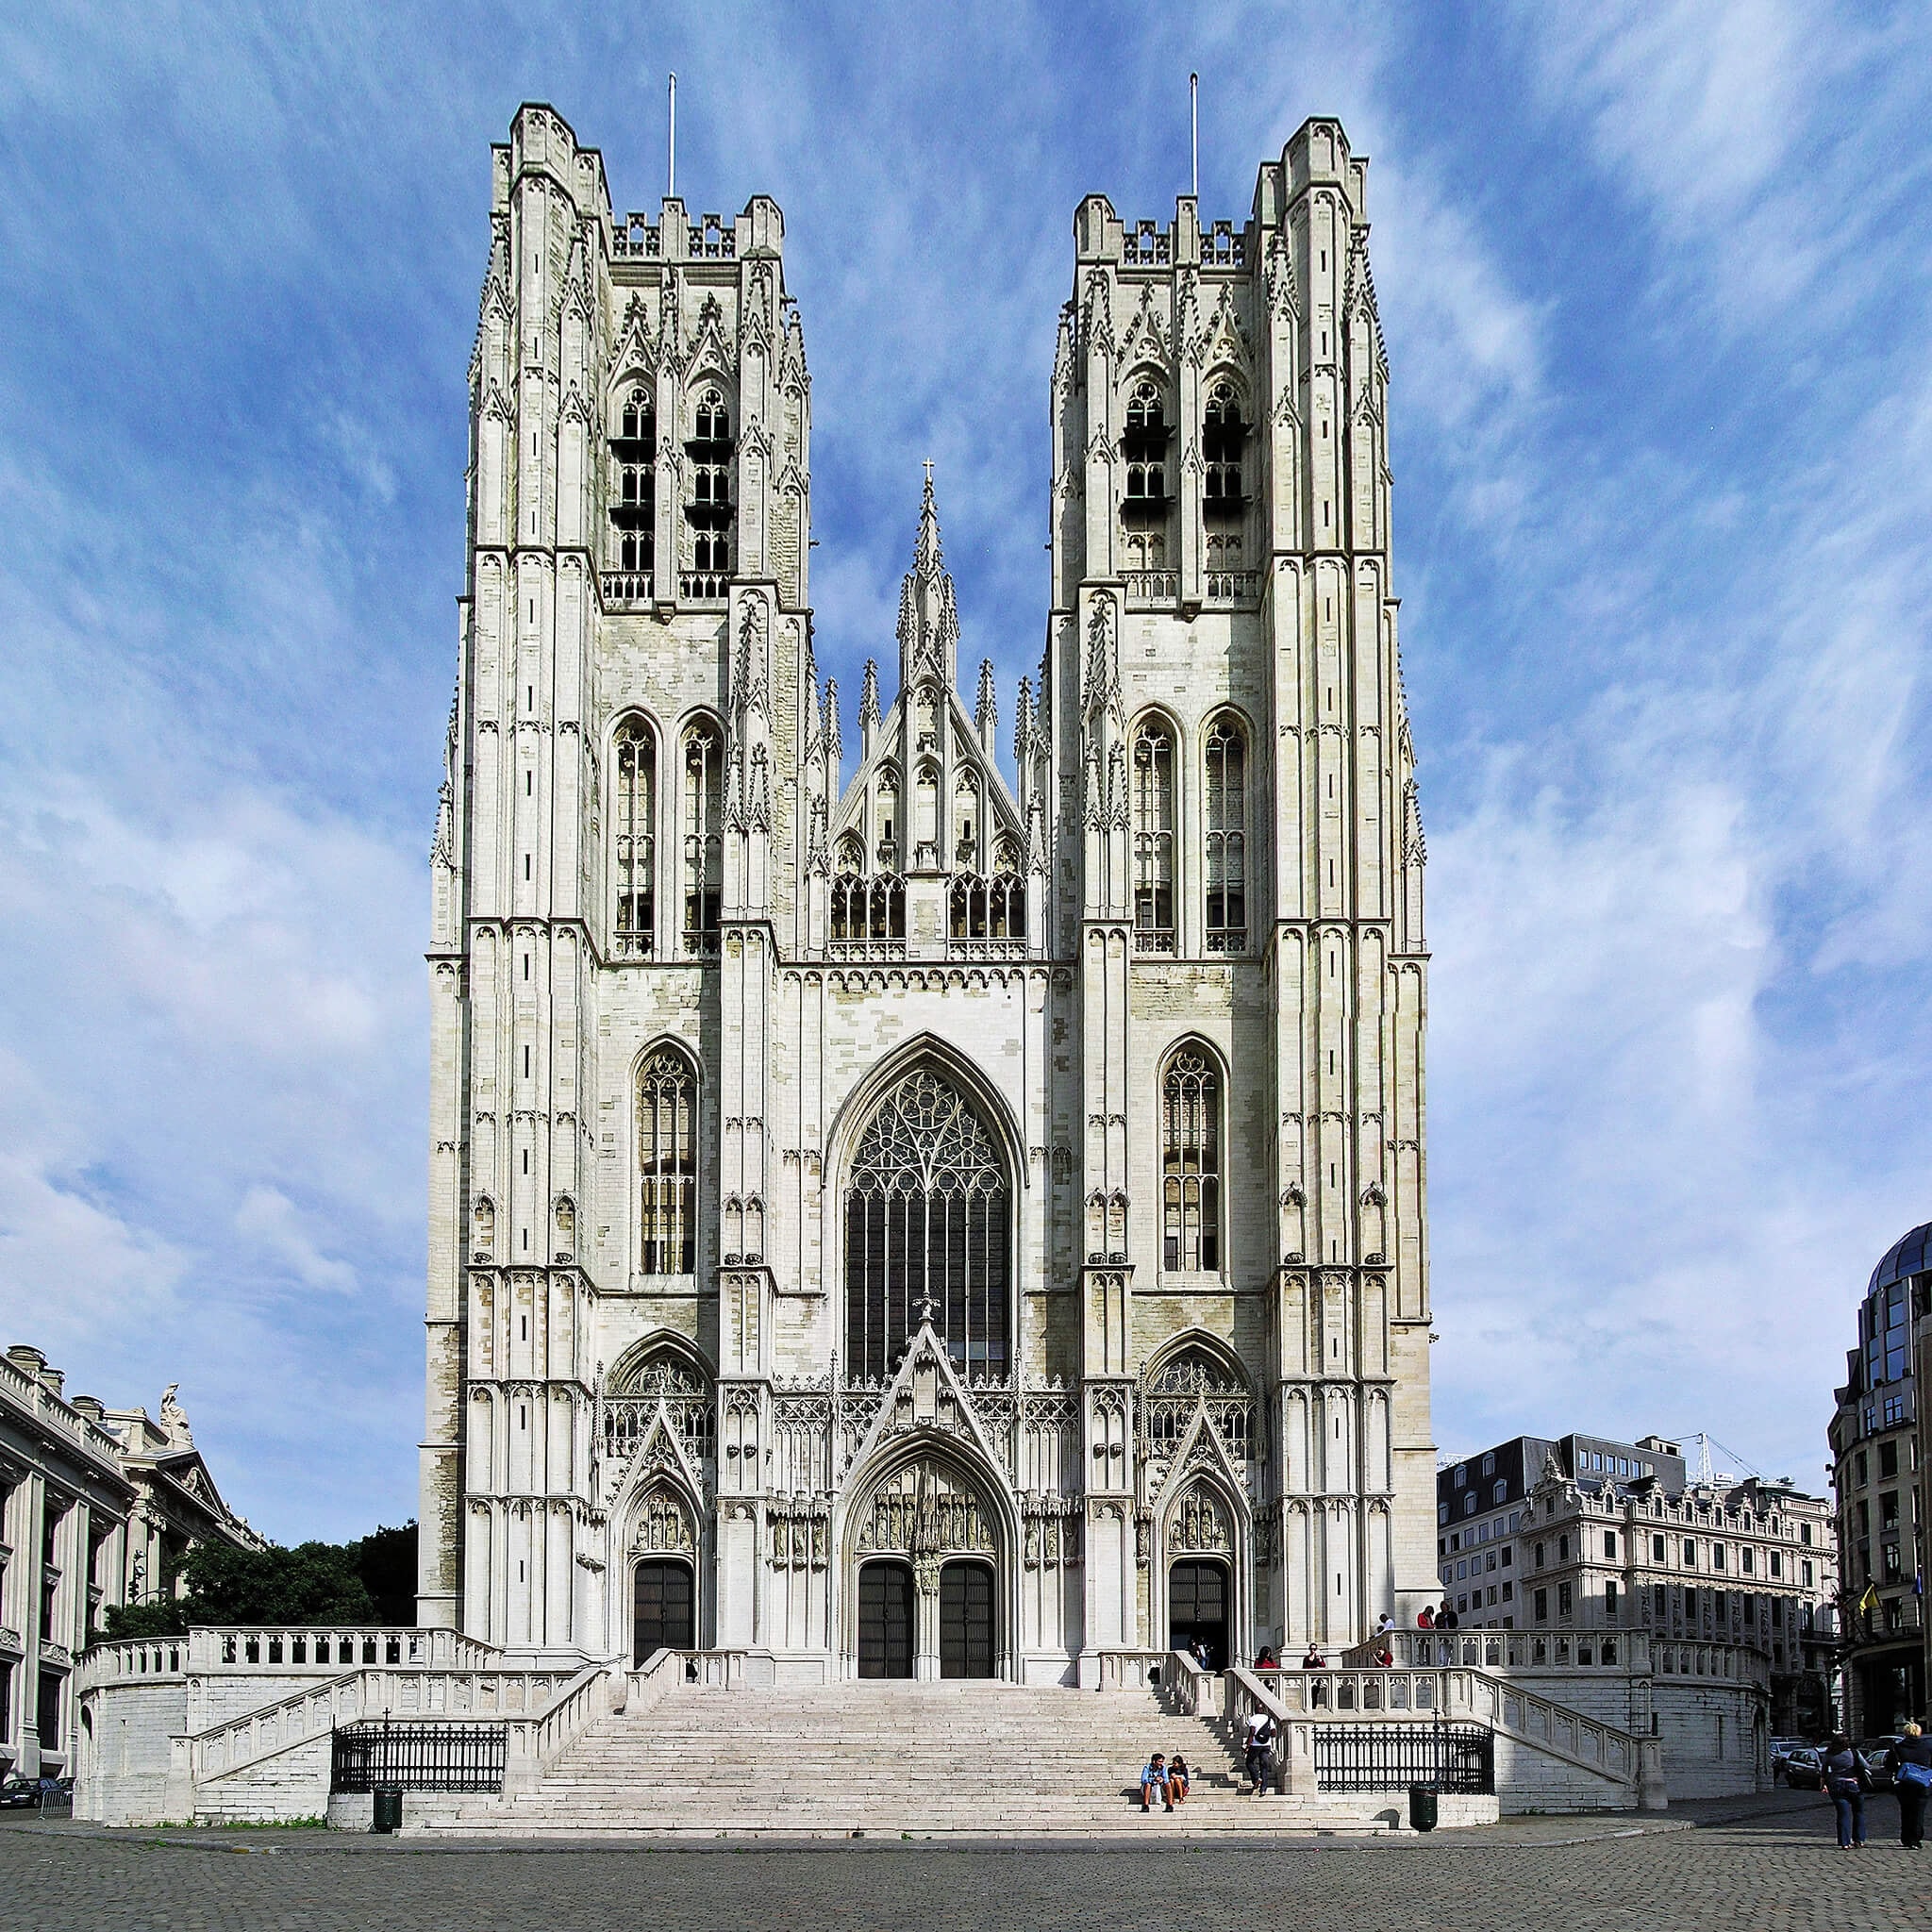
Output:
[{"xmin": 426, "ymin": 1680, "xmax": 1402, "ymax": 1837}]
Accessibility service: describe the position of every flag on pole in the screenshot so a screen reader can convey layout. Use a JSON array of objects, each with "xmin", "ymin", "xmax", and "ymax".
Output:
[{"xmin": 1857, "ymin": 1582, "xmax": 1880, "ymax": 1613}]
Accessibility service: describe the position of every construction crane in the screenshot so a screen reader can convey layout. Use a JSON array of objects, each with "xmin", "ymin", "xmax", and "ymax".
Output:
[{"xmin": 1671, "ymin": 1431, "xmax": 1763, "ymax": 1488}]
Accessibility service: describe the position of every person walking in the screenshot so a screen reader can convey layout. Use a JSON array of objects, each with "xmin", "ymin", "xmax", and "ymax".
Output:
[
  {"xmin": 1242, "ymin": 1707, "xmax": 1276, "ymax": 1795},
  {"xmin": 1822, "ymin": 1733, "xmax": 1869, "ymax": 1850},
  {"xmin": 1886, "ymin": 1723, "xmax": 1932, "ymax": 1849}
]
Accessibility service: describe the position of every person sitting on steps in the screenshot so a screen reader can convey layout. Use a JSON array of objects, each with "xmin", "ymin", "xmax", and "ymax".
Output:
[
  {"xmin": 1167, "ymin": 1754, "xmax": 1191, "ymax": 1806},
  {"xmin": 1140, "ymin": 1752, "xmax": 1174, "ymax": 1812}
]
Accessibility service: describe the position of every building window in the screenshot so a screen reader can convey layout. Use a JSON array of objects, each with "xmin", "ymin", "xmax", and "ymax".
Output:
[
  {"xmin": 685, "ymin": 385, "xmax": 735, "ymax": 581},
  {"xmin": 1654, "ymin": 1584, "xmax": 1667, "ymax": 1617},
  {"xmin": 844, "ymin": 1067, "xmax": 1008, "ymax": 1381},
  {"xmin": 1604, "ymin": 1530, "xmax": 1617, "ymax": 1559},
  {"xmin": 1122, "ymin": 379, "xmax": 1171, "ymax": 524},
  {"xmin": 1453, "ymin": 1467, "xmax": 1466, "ymax": 1490},
  {"xmin": 1740, "ymin": 1545, "xmax": 1753, "ymax": 1574},
  {"xmin": 37, "ymin": 1670, "xmax": 62, "ymax": 1753},
  {"xmin": 681, "ymin": 722, "xmax": 723, "ymax": 954},
  {"xmin": 832, "ymin": 867, "xmax": 906, "ymax": 944},
  {"xmin": 608, "ymin": 386, "xmax": 655, "ymax": 582},
  {"xmin": 1605, "ymin": 1580, "xmax": 1619, "ymax": 1616},
  {"xmin": 1202, "ymin": 378, "xmax": 1246, "ymax": 522},
  {"xmin": 1769, "ymin": 1550, "xmax": 1781, "ymax": 1578},
  {"xmin": 1203, "ymin": 715, "xmax": 1246, "ymax": 952},
  {"xmin": 1683, "ymin": 1538, "xmax": 1696, "ymax": 1565},
  {"xmin": 1653, "ymin": 1534, "xmax": 1665, "ymax": 1561},
  {"xmin": 1557, "ymin": 1534, "xmax": 1569, "ymax": 1561},
  {"xmin": 1880, "ymin": 1441, "xmax": 1900, "ymax": 1479},
  {"xmin": 1492, "ymin": 1481, "xmax": 1507, "ymax": 1506},
  {"xmin": 612, "ymin": 717, "xmax": 656, "ymax": 956},
  {"xmin": 1132, "ymin": 721, "xmax": 1175, "ymax": 951},
  {"xmin": 1160, "ymin": 1047, "xmax": 1221, "ymax": 1273},
  {"xmin": 638, "ymin": 1046, "xmax": 697, "ymax": 1274},
  {"xmin": 1557, "ymin": 1582, "xmax": 1573, "ymax": 1618},
  {"xmin": 949, "ymin": 845, "xmax": 1025, "ymax": 946},
  {"xmin": 1685, "ymin": 1588, "xmax": 1697, "ymax": 1617},
  {"xmin": 1712, "ymin": 1542, "xmax": 1725, "ymax": 1571}
]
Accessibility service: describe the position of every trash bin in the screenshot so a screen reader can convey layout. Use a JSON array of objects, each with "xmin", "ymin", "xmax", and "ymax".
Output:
[
  {"xmin": 372, "ymin": 1785, "xmax": 404, "ymax": 1834},
  {"xmin": 1407, "ymin": 1783, "xmax": 1439, "ymax": 1833}
]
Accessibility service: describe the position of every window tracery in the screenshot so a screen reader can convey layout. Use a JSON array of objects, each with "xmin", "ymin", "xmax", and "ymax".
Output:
[
  {"xmin": 612, "ymin": 717, "xmax": 656, "ymax": 958},
  {"xmin": 1161, "ymin": 1049, "xmax": 1221, "ymax": 1272},
  {"xmin": 1132, "ymin": 720, "xmax": 1176, "ymax": 952},
  {"xmin": 844, "ymin": 1069, "xmax": 1009, "ymax": 1382},
  {"xmin": 638, "ymin": 1048, "xmax": 698, "ymax": 1275},
  {"xmin": 1203, "ymin": 379, "xmax": 1246, "ymax": 511},
  {"xmin": 1204, "ymin": 715, "xmax": 1246, "ymax": 954}
]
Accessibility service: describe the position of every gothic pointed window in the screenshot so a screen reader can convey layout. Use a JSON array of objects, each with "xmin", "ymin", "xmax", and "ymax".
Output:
[
  {"xmin": 684, "ymin": 385, "xmax": 735, "ymax": 590},
  {"xmin": 949, "ymin": 838, "xmax": 1024, "ymax": 949},
  {"xmin": 874, "ymin": 767, "xmax": 900, "ymax": 872},
  {"xmin": 844, "ymin": 1069, "xmax": 1008, "ymax": 1381},
  {"xmin": 1122, "ymin": 378, "xmax": 1173, "ymax": 589},
  {"xmin": 1203, "ymin": 379, "xmax": 1246, "ymax": 512},
  {"xmin": 1161, "ymin": 1048, "xmax": 1221, "ymax": 1272},
  {"xmin": 638, "ymin": 1047, "xmax": 697, "ymax": 1274},
  {"xmin": 681, "ymin": 721, "xmax": 723, "ymax": 956},
  {"xmin": 1204, "ymin": 714, "xmax": 1246, "ymax": 954},
  {"xmin": 1132, "ymin": 720, "xmax": 1176, "ymax": 952},
  {"xmin": 612, "ymin": 717, "xmax": 656, "ymax": 958},
  {"xmin": 608, "ymin": 387, "xmax": 655, "ymax": 588}
]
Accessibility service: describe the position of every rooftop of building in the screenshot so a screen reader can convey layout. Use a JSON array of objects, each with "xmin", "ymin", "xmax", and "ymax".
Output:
[{"xmin": 1869, "ymin": 1219, "xmax": 1932, "ymax": 1296}]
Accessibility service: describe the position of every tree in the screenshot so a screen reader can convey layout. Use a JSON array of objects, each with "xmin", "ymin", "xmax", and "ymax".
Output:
[{"xmin": 97, "ymin": 1525, "xmax": 417, "ymax": 1642}]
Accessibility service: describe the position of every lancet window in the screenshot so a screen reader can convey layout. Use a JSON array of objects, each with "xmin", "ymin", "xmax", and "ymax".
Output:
[
  {"xmin": 1132, "ymin": 720, "xmax": 1176, "ymax": 952},
  {"xmin": 608, "ymin": 387, "xmax": 655, "ymax": 585},
  {"xmin": 1123, "ymin": 379, "xmax": 1170, "ymax": 505},
  {"xmin": 638, "ymin": 1048, "xmax": 698, "ymax": 1275},
  {"xmin": 844, "ymin": 1069, "xmax": 1009, "ymax": 1382},
  {"xmin": 1203, "ymin": 379, "xmax": 1246, "ymax": 510},
  {"xmin": 831, "ymin": 870, "xmax": 905, "ymax": 944},
  {"xmin": 1161, "ymin": 1048, "xmax": 1222, "ymax": 1273},
  {"xmin": 612, "ymin": 717, "xmax": 656, "ymax": 958},
  {"xmin": 685, "ymin": 385, "xmax": 735, "ymax": 583},
  {"xmin": 681, "ymin": 722, "xmax": 723, "ymax": 956},
  {"xmin": 1203, "ymin": 715, "xmax": 1246, "ymax": 954}
]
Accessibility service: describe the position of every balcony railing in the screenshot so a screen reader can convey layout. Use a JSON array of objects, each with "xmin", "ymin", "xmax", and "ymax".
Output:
[
  {"xmin": 1133, "ymin": 925, "xmax": 1176, "ymax": 956},
  {"xmin": 682, "ymin": 928, "xmax": 722, "ymax": 960},
  {"xmin": 600, "ymin": 570, "xmax": 653, "ymax": 608},
  {"xmin": 1204, "ymin": 570, "xmax": 1258, "ymax": 605},
  {"xmin": 612, "ymin": 929, "xmax": 655, "ymax": 961},
  {"xmin": 680, "ymin": 572, "xmax": 729, "ymax": 605},
  {"xmin": 1124, "ymin": 570, "xmax": 1178, "ymax": 607}
]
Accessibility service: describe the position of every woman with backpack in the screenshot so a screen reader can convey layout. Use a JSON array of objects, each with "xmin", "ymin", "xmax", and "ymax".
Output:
[
  {"xmin": 1822, "ymin": 1733, "xmax": 1869, "ymax": 1849},
  {"xmin": 1885, "ymin": 1723, "xmax": 1932, "ymax": 1849}
]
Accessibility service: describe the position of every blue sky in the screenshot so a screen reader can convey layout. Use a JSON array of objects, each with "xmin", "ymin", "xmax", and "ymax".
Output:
[{"xmin": 2, "ymin": 3, "xmax": 1928, "ymax": 1539}]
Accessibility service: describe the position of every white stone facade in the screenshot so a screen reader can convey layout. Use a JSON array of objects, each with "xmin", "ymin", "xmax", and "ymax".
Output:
[
  {"xmin": 0, "ymin": 1343, "xmax": 259, "ymax": 1779},
  {"xmin": 419, "ymin": 104, "xmax": 1436, "ymax": 1684}
]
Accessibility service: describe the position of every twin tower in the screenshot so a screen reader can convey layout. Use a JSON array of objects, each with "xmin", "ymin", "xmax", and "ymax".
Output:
[{"xmin": 420, "ymin": 103, "xmax": 1435, "ymax": 1683}]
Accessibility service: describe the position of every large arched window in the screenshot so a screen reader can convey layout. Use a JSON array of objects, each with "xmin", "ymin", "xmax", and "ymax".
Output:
[
  {"xmin": 844, "ymin": 1069, "xmax": 1009, "ymax": 1381},
  {"xmin": 638, "ymin": 1048, "xmax": 697, "ymax": 1274},
  {"xmin": 1203, "ymin": 715, "xmax": 1246, "ymax": 954},
  {"xmin": 1161, "ymin": 1048, "xmax": 1222, "ymax": 1272},
  {"xmin": 1132, "ymin": 719, "xmax": 1176, "ymax": 953},
  {"xmin": 1203, "ymin": 379, "xmax": 1245, "ymax": 508},
  {"xmin": 681, "ymin": 722, "xmax": 723, "ymax": 956},
  {"xmin": 612, "ymin": 717, "xmax": 656, "ymax": 958}
]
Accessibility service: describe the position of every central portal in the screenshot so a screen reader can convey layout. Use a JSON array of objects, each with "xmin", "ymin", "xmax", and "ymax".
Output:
[
  {"xmin": 1168, "ymin": 1558, "xmax": 1229, "ymax": 1671},
  {"xmin": 858, "ymin": 1560, "xmax": 915, "ymax": 1678},
  {"xmin": 939, "ymin": 1559, "xmax": 994, "ymax": 1677}
]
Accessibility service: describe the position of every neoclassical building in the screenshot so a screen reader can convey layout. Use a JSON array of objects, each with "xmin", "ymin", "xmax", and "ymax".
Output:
[{"xmin": 418, "ymin": 105, "xmax": 1436, "ymax": 1682}]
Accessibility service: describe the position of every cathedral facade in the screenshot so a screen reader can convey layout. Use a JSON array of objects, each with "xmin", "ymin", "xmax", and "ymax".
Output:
[{"xmin": 419, "ymin": 105, "xmax": 1436, "ymax": 1683}]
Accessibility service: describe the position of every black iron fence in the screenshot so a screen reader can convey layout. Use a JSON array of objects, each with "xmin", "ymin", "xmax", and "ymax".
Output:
[
  {"xmin": 330, "ymin": 1722, "xmax": 508, "ymax": 1793},
  {"xmin": 1313, "ymin": 1722, "xmax": 1494, "ymax": 1794}
]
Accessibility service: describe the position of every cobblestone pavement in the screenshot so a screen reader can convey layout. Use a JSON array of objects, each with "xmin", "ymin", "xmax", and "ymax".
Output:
[{"xmin": 2, "ymin": 1791, "xmax": 1917, "ymax": 1930}]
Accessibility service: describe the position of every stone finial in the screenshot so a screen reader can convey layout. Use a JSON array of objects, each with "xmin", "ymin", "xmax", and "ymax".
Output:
[
  {"xmin": 159, "ymin": 1383, "xmax": 194, "ymax": 1448},
  {"xmin": 974, "ymin": 658, "xmax": 998, "ymax": 753}
]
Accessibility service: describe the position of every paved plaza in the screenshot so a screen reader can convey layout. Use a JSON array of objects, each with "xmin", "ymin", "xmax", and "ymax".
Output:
[{"xmin": 0, "ymin": 1791, "xmax": 1918, "ymax": 1931}]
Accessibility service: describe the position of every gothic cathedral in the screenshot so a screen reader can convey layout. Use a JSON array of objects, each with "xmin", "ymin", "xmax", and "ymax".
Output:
[{"xmin": 420, "ymin": 105, "xmax": 1436, "ymax": 1681}]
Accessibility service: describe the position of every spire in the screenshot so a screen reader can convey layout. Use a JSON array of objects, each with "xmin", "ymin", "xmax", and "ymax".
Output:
[
  {"xmin": 859, "ymin": 658, "xmax": 880, "ymax": 760},
  {"xmin": 823, "ymin": 677, "xmax": 841, "ymax": 774},
  {"xmin": 975, "ymin": 658, "xmax": 998, "ymax": 754},
  {"xmin": 1015, "ymin": 674, "xmax": 1035, "ymax": 773},
  {"xmin": 896, "ymin": 464, "xmax": 961, "ymax": 692}
]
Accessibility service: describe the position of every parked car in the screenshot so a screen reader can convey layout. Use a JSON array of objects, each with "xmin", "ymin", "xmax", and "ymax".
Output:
[
  {"xmin": 1769, "ymin": 1737, "xmax": 1806, "ymax": 1774},
  {"xmin": 0, "ymin": 1775, "xmax": 42, "ymax": 1809},
  {"xmin": 1783, "ymin": 1748, "xmax": 1824, "ymax": 1790},
  {"xmin": 1859, "ymin": 1740, "xmax": 1902, "ymax": 1790}
]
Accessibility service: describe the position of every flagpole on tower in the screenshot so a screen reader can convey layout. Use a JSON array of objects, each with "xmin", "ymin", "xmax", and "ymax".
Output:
[
  {"xmin": 668, "ymin": 72, "xmax": 677, "ymax": 199},
  {"xmin": 1190, "ymin": 72, "xmax": 1198, "ymax": 198}
]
